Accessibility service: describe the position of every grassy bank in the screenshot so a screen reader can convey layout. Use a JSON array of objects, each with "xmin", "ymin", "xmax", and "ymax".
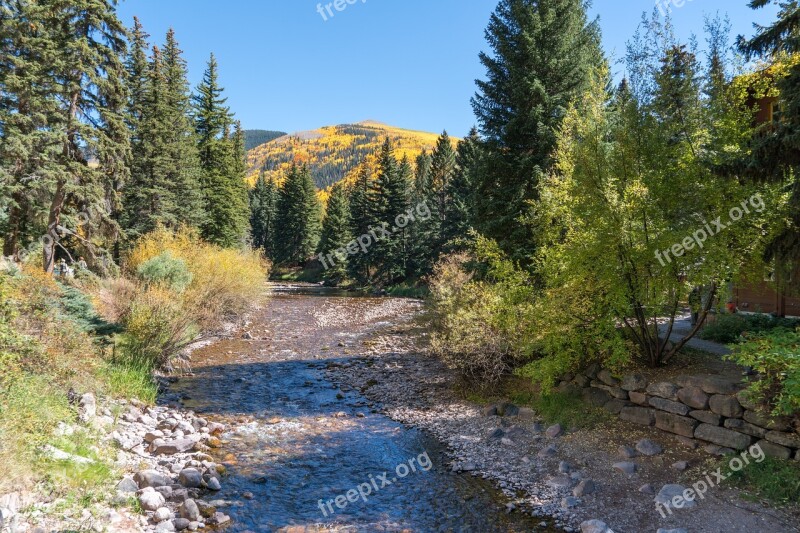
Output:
[{"xmin": 0, "ymin": 228, "xmax": 269, "ymax": 503}]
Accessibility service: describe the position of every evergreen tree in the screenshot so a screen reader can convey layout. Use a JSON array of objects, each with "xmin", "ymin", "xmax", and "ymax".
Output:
[
  {"xmin": 193, "ymin": 54, "xmax": 248, "ymax": 247},
  {"xmin": 443, "ymin": 127, "xmax": 481, "ymax": 245},
  {"xmin": 347, "ymin": 163, "xmax": 373, "ymax": 284},
  {"xmin": 471, "ymin": 0, "xmax": 604, "ymax": 262},
  {"xmin": 249, "ymin": 172, "xmax": 278, "ymax": 257},
  {"xmin": 369, "ymin": 138, "xmax": 409, "ymax": 285},
  {"xmin": 317, "ymin": 182, "xmax": 352, "ymax": 283},
  {"xmin": 274, "ymin": 164, "xmax": 321, "ymax": 264}
]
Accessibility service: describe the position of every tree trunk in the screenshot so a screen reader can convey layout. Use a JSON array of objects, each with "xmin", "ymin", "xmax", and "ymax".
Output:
[{"xmin": 43, "ymin": 179, "xmax": 66, "ymax": 274}]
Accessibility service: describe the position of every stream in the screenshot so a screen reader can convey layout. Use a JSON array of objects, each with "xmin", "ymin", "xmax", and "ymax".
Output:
[{"xmin": 166, "ymin": 284, "xmax": 546, "ymax": 532}]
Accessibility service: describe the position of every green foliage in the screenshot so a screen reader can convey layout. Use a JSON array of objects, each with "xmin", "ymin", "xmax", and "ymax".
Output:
[
  {"xmin": 317, "ymin": 182, "xmax": 352, "ymax": 283},
  {"xmin": 249, "ymin": 173, "xmax": 278, "ymax": 256},
  {"xmin": 727, "ymin": 456, "xmax": 800, "ymax": 506},
  {"xmin": 728, "ymin": 327, "xmax": 800, "ymax": 416},
  {"xmin": 244, "ymin": 129, "xmax": 286, "ymax": 151},
  {"xmin": 471, "ymin": 0, "xmax": 604, "ymax": 263},
  {"xmin": 274, "ymin": 164, "xmax": 322, "ymax": 265},
  {"xmin": 699, "ymin": 313, "xmax": 800, "ymax": 344},
  {"xmin": 135, "ymin": 251, "xmax": 193, "ymax": 292},
  {"xmin": 428, "ymin": 237, "xmax": 537, "ymax": 385}
]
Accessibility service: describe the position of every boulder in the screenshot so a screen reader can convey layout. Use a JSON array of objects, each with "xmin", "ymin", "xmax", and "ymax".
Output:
[
  {"xmin": 765, "ymin": 430, "xmax": 800, "ymax": 449},
  {"xmin": 656, "ymin": 412, "xmax": 699, "ymax": 438},
  {"xmin": 743, "ymin": 410, "xmax": 791, "ymax": 431},
  {"xmin": 646, "ymin": 382, "xmax": 679, "ymax": 400},
  {"xmin": 173, "ymin": 518, "xmax": 191, "ymax": 531},
  {"xmin": 709, "ymin": 395, "xmax": 744, "ymax": 418},
  {"xmin": 649, "ymin": 397, "xmax": 691, "ymax": 416},
  {"xmin": 621, "ymin": 374, "xmax": 647, "ymax": 392},
  {"xmin": 620, "ymin": 406, "xmax": 655, "ymax": 427},
  {"xmin": 134, "ymin": 469, "xmax": 171, "ymax": 489},
  {"xmin": 723, "ymin": 418, "xmax": 767, "ymax": 438},
  {"xmin": 689, "ymin": 410, "xmax": 722, "ymax": 426},
  {"xmin": 755, "ymin": 439, "xmax": 792, "ymax": 460},
  {"xmin": 154, "ymin": 507, "xmax": 172, "ymax": 523},
  {"xmin": 635, "ymin": 438, "xmax": 663, "ymax": 456},
  {"xmin": 179, "ymin": 499, "xmax": 201, "ymax": 522},
  {"xmin": 597, "ymin": 369, "xmax": 620, "ymax": 387},
  {"xmin": 695, "ymin": 424, "xmax": 753, "ymax": 450},
  {"xmin": 677, "ymin": 386, "xmax": 709, "ymax": 410},
  {"xmin": 116, "ymin": 477, "xmax": 139, "ymax": 493},
  {"xmin": 139, "ymin": 489, "xmax": 165, "ymax": 511},
  {"xmin": 655, "ymin": 484, "xmax": 696, "ymax": 509},
  {"xmin": 154, "ymin": 439, "xmax": 196, "ymax": 455},
  {"xmin": 178, "ymin": 468, "xmax": 203, "ymax": 488},
  {"xmin": 629, "ymin": 391, "xmax": 648, "ymax": 405}
]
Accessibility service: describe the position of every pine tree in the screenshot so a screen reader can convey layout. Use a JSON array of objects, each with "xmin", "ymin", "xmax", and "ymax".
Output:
[
  {"xmin": 249, "ymin": 172, "xmax": 278, "ymax": 257},
  {"xmin": 274, "ymin": 164, "xmax": 321, "ymax": 264},
  {"xmin": 193, "ymin": 54, "xmax": 247, "ymax": 247},
  {"xmin": 443, "ymin": 127, "xmax": 481, "ymax": 246},
  {"xmin": 317, "ymin": 181, "xmax": 352, "ymax": 283},
  {"xmin": 347, "ymin": 163, "xmax": 373, "ymax": 284},
  {"xmin": 369, "ymin": 138, "xmax": 409, "ymax": 285},
  {"xmin": 471, "ymin": 0, "xmax": 604, "ymax": 262}
]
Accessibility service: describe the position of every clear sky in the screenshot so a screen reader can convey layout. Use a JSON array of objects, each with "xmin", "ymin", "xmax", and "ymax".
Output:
[{"xmin": 115, "ymin": 0, "xmax": 779, "ymax": 137}]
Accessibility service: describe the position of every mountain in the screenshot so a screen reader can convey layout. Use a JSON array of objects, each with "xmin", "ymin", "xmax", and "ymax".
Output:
[
  {"xmin": 244, "ymin": 129, "xmax": 287, "ymax": 151},
  {"xmin": 246, "ymin": 121, "xmax": 453, "ymax": 189}
]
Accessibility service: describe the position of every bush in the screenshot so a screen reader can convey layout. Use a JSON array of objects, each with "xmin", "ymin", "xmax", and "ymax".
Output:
[
  {"xmin": 136, "ymin": 252, "xmax": 193, "ymax": 292},
  {"xmin": 728, "ymin": 327, "xmax": 800, "ymax": 416},
  {"xmin": 700, "ymin": 313, "xmax": 800, "ymax": 344},
  {"xmin": 428, "ymin": 239, "xmax": 537, "ymax": 386},
  {"xmin": 117, "ymin": 227, "xmax": 270, "ymax": 368}
]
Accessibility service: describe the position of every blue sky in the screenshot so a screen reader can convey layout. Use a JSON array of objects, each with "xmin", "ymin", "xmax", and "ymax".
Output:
[{"xmin": 116, "ymin": 0, "xmax": 779, "ymax": 137}]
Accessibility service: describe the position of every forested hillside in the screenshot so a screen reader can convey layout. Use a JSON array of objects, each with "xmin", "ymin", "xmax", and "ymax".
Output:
[
  {"xmin": 246, "ymin": 121, "xmax": 454, "ymax": 188},
  {"xmin": 244, "ymin": 129, "xmax": 286, "ymax": 151}
]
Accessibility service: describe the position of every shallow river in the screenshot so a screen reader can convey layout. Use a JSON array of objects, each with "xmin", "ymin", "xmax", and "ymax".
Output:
[{"xmin": 167, "ymin": 284, "xmax": 546, "ymax": 532}]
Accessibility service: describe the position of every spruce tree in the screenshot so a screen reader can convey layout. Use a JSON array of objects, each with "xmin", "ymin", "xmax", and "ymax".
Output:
[
  {"xmin": 317, "ymin": 182, "xmax": 352, "ymax": 283},
  {"xmin": 347, "ymin": 163, "xmax": 373, "ymax": 284},
  {"xmin": 443, "ymin": 127, "xmax": 481, "ymax": 246},
  {"xmin": 471, "ymin": 0, "xmax": 604, "ymax": 262},
  {"xmin": 193, "ymin": 54, "xmax": 248, "ymax": 247},
  {"xmin": 249, "ymin": 172, "xmax": 278, "ymax": 257},
  {"xmin": 369, "ymin": 138, "xmax": 409, "ymax": 285},
  {"xmin": 274, "ymin": 164, "xmax": 321, "ymax": 264}
]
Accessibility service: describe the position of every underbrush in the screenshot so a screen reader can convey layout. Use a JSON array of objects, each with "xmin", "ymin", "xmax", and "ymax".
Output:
[
  {"xmin": 699, "ymin": 313, "xmax": 800, "ymax": 344},
  {"xmin": 727, "ymin": 456, "xmax": 800, "ymax": 505},
  {"xmin": 113, "ymin": 227, "xmax": 270, "ymax": 369}
]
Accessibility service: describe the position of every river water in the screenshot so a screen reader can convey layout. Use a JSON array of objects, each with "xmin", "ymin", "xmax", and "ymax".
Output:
[{"xmin": 166, "ymin": 285, "xmax": 546, "ymax": 532}]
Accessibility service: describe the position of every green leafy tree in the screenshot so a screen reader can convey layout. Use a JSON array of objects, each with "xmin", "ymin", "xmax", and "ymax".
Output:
[{"xmin": 471, "ymin": 0, "xmax": 604, "ymax": 263}]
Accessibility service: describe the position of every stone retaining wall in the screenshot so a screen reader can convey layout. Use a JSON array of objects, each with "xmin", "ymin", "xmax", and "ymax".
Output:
[{"xmin": 559, "ymin": 364, "xmax": 800, "ymax": 460}]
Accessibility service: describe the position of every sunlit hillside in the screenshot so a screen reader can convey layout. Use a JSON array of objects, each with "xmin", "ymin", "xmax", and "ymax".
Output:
[{"xmin": 246, "ymin": 121, "xmax": 456, "ymax": 189}]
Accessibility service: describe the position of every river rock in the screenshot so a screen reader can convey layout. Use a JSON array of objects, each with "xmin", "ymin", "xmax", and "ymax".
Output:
[
  {"xmin": 78, "ymin": 392, "xmax": 97, "ymax": 423},
  {"xmin": 612, "ymin": 461, "xmax": 636, "ymax": 474},
  {"xmin": 155, "ymin": 520, "xmax": 176, "ymax": 532},
  {"xmin": 154, "ymin": 507, "xmax": 172, "ymax": 523},
  {"xmin": 138, "ymin": 489, "xmax": 165, "ymax": 511},
  {"xmin": 154, "ymin": 439, "xmax": 196, "ymax": 455},
  {"xmin": 173, "ymin": 518, "xmax": 191, "ymax": 531},
  {"xmin": 178, "ymin": 468, "xmax": 203, "ymax": 488},
  {"xmin": 581, "ymin": 519, "xmax": 612, "ymax": 533},
  {"xmin": 636, "ymin": 439, "xmax": 663, "ymax": 456},
  {"xmin": 655, "ymin": 484, "xmax": 696, "ymax": 509},
  {"xmin": 206, "ymin": 477, "xmax": 222, "ymax": 491},
  {"xmin": 573, "ymin": 479, "xmax": 596, "ymax": 497},
  {"xmin": 134, "ymin": 469, "xmax": 171, "ymax": 489},
  {"xmin": 658, "ymin": 529, "xmax": 689, "ymax": 533},
  {"xmin": 618, "ymin": 445, "xmax": 636, "ymax": 459},
  {"xmin": 546, "ymin": 424, "xmax": 563, "ymax": 438},
  {"xmin": 116, "ymin": 477, "xmax": 139, "ymax": 493},
  {"xmin": 179, "ymin": 499, "xmax": 201, "ymax": 522}
]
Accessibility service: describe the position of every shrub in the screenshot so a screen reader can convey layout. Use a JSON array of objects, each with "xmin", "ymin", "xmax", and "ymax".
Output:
[
  {"xmin": 136, "ymin": 252, "xmax": 193, "ymax": 292},
  {"xmin": 428, "ymin": 239, "xmax": 537, "ymax": 386},
  {"xmin": 728, "ymin": 327, "xmax": 800, "ymax": 416},
  {"xmin": 117, "ymin": 227, "xmax": 270, "ymax": 368},
  {"xmin": 700, "ymin": 313, "xmax": 800, "ymax": 344}
]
